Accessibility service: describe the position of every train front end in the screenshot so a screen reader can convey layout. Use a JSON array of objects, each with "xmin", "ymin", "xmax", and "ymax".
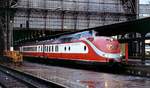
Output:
[{"xmin": 92, "ymin": 37, "xmax": 122, "ymax": 63}]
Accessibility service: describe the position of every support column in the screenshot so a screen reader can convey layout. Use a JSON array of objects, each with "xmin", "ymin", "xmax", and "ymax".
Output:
[
  {"xmin": 86, "ymin": 0, "xmax": 90, "ymax": 28},
  {"xmin": 141, "ymin": 33, "xmax": 146, "ymax": 64},
  {"xmin": 9, "ymin": 20, "xmax": 13, "ymax": 51},
  {"xmin": 27, "ymin": 0, "xmax": 30, "ymax": 30},
  {"xmin": 73, "ymin": 1, "xmax": 77, "ymax": 31},
  {"xmin": 6, "ymin": 0, "xmax": 10, "ymax": 51},
  {"xmin": 138, "ymin": 41, "xmax": 140, "ymax": 56},
  {"xmin": 61, "ymin": 0, "xmax": 64, "ymax": 32},
  {"xmin": 136, "ymin": 0, "xmax": 139, "ymax": 19},
  {"xmin": 61, "ymin": 11, "xmax": 64, "ymax": 32},
  {"xmin": 43, "ymin": 0, "xmax": 47, "ymax": 37}
]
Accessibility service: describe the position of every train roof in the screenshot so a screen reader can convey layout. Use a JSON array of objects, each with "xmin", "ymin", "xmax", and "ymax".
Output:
[{"xmin": 21, "ymin": 31, "xmax": 96, "ymax": 46}]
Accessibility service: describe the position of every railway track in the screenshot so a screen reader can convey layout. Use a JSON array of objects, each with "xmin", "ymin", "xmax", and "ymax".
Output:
[
  {"xmin": 0, "ymin": 56, "xmax": 150, "ymax": 88},
  {"xmin": 0, "ymin": 64, "xmax": 65, "ymax": 88},
  {"xmin": 124, "ymin": 64, "xmax": 150, "ymax": 78}
]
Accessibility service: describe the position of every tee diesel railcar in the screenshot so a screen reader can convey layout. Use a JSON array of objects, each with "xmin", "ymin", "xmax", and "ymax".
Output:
[{"xmin": 19, "ymin": 31, "xmax": 122, "ymax": 64}]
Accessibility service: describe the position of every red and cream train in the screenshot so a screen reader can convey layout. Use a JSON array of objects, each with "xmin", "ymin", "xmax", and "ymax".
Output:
[{"xmin": 19, "ymin": 31, "xmax": 122, "ymax": 63}]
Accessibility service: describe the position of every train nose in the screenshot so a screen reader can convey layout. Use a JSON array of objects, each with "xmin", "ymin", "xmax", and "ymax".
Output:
[
  {"xmin": 91, "ymin": 37, "xmax": 122, "ymax": 60},
  {"xmin": 92, "ymin": 37, "xmax": 120, "ymax": 53}
]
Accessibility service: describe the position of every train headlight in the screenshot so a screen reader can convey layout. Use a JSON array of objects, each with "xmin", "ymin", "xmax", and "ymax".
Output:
[
  {"xmin": 105, "ymin": 54, "xmax": 109, "ymax": 58},
  {"xmin": 120, "ymin": 54, "xmax": 123, "ymax": 57}
]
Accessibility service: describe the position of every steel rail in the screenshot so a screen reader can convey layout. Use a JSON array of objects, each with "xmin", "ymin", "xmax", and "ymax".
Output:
[{"xmin": 0, "ymin": 64, "xmax": 65, "ymax": 88}]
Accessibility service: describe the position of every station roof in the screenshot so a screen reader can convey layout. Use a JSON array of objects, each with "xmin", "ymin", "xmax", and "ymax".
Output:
[
  {"xmin": 86, "ymin": 17, "xmax": 150, "ymax": 36},
  {"xmin": 17, "ymin": 17, "xmax": 150, "ymax": 43},
  {"xmin": 47, "ymin": 17, "xmax": 150, "ymax": 37}
]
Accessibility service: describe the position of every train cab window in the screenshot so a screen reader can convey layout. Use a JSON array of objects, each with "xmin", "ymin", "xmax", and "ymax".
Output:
[
  {"xmin": 38, "ymin": 46, "xmax": 40, "ymax": 52},
  {"xmin": 45, "ymin": 46, "xmax": 47, "ymax": 52},
  {"xmin": 48, "ymin": 46, "xmax": 50, "ymax": 52},
  {"xmin": 43, "ymin": 46, "xmax": 44, "ymax": 52},
  {"xmin": 44, "ymin": 46, "xmax": 46, "ymax": 52},
  {"xmin": 84, "ymin": 46, "xmax": 86, "ymax": 51},
  {"xmin": 49, "ymin": 46, "xmax": 50, "ymax": 52},
  {"xmin": 64, "ymin": 47, "xmax": 66, "ymax": 51},
  {"xmin": 52, "ymin": 46, "xmax": 54, "ymax": 52},
  {"xmin": 43, "ymin": 46, "xmax": 45, "ymax": 52},
  {"xmin": 41, "ymin": 46, "xmax": 43, "ymax": 52},
  {"xmin": 68, "ymin": 46, "xmax": 70, "ymax": 51},
  {"xmin": 35, "ymin": 47, "xmax": 37, "ymax": 51},
  {"xmin": 30, "ymin": 46, "xmax": 37, "ymax": 51},
  {"xmin": 49, "ymin": 46, "xmax": 51, "ymax": 52},
  {"xmin": 55, "ymin": 45, "xmax": 58, "ymax": 52},
  {"xmin": 40, "ymin": 46, "xmax": 42, "ymax": 52},
  {"xmin": 46, "ymin": 46, "xmax": 48, "ymax": 52},
  {"xmin": 47, "ymin": 46, "xmax": 49, "ymax": 52}
]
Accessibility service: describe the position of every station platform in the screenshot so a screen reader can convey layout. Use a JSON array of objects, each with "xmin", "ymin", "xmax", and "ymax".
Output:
[
  {"xmin": 122, "ymin": 58, "xmax": 150, "ymax": 77},
  {"xmin": 125, "ymin": 58, "xmax": 150, "ymax": 66}
]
